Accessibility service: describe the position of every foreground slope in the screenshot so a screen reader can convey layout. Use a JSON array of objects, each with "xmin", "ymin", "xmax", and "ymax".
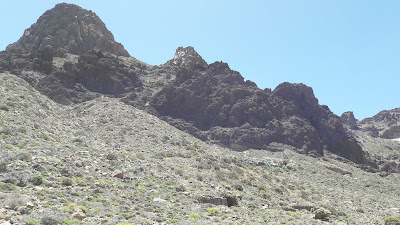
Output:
[{"xmin": 1, "ymin": 73, "xmax": 399, "ymax": 224}]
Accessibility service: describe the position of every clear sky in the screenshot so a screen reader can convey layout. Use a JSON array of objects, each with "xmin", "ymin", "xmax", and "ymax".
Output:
[{"xmin": 1, "ymin": 1, "xmax": 399, "ymax": 119}]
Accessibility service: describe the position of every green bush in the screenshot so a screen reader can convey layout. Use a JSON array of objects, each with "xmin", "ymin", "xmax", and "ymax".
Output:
[
  {"xmin": 206, "ymin": 207, "xmax": 221, "ymax": 216},
  {"xmin": 19, "ymin": 152, "xmax": 32, "ymax": 161},
  {"xmin": 62, "ymin": 203, "xmax": 87, "ymax": 213},
  {"xmin": 40, "ymin": 217, "xmax": 60, "ymax": 225},
  {"xmin": 136, "ymin": 153, "xmax": 145, "ymax": 160},
  {"xmin": 61, "ymin": 218, "xmax": 81, "ymax": 225},
  {"xmin": 188, "ymin": 213, "xmax": 201, "ymax": 219},
  {"xmin": 0, "ymin": 182, "xmax": 18, "ymax": 192},
  {"xmin": 384, "ymin": 216, "xmax": 400, "ymax": 225},
  {"xmin": 31, "ymin": 174, "xmax": 43, "ymax": 185},
  {"xmin": 61, "ymin": 177, "xmax": 73, "ymax": 186},
  {"xmin": 26, "ymin": 219, "xmax": 38, "ymax": 225}
]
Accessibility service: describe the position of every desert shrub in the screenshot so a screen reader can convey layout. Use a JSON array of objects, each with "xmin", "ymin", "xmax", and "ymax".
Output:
[
  {"xmin": 62, "ymin": 203, "xmax": 87, "ymax": 213},
  {"xmin": 5, "ymin": 195, "xmax": 26, "ymax": 209},
  {"xmin": 384, "ymin": 216, "xmax": 400, "ymax": 225},
  {"xmin": 233, "ymin": 184, "xmax": 243, "ymax": 191},
  {"xmin": 0, "ymin": 105, "xmax": 9, "ymax": 111},
  {"xmin": 106, "ymin": 153, "xmax": 118, "ymax": 160},
  {"xmin": 188, "ymin": 213, "xmax": 201, "ymax": 219},
  {"xmin": 175, "ymin": 185, "xmax": 186, "ymax": 192},
  {"xmin": 136, "ymin": 153, "xmax": 145, "ymax": 160},
  {"xmin": 0, "ymin": 128, "xmax": 12, "ymax": 135},
  {"xmin": 0, "ymin": 182, "xmax": 18, "ymax": 192},
  {"xmin": 61, "ymin": 177, "xmax": 73, "ymax": 186},
  {"xmin": 247, "ymin": 202, "xmax": 259, "ymax": 210},
  {"xmin": 41, "ymin": 217, "xmax": 60, "ymax": 225},
  {"xmin": 18, "ymin": 152, "xmax": 32, "ymax": 161},
  {"xmin": 31, "ymin": 174, "xmax": 43, "ymax": 185},
  {"xmin": 206, "ymin": 208, "xmax": 221, "ymax": 216},
  {"xmin": 0, "ymin": 162, "xmax": 8, "ymax": 172},
  {"xmin": 61, "ymin": 219, "xmax": 81, "ymax": 225},
  {"xmin": 26, "ymin": 219, "xmax": 38, "ymax": 225}
]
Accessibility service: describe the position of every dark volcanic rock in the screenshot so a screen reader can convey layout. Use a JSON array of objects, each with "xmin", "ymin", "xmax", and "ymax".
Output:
[
  {"xmin": 6, "ymin": 3, "xmax": 129, "ymax": 57},
  {"xmin": 44, "ymin": 49, "xmax": 142, "ymax": 103},
  {"xmin": 340, "ymin": 111, "xmax": 358, "ymax": 130},
  {"xmin": 151, "ymin": 47, "xmax": 366, "ymax": 164},
  {"xmin": 74, "ymin": 49, "xmax": 141, "ymax": 95}
]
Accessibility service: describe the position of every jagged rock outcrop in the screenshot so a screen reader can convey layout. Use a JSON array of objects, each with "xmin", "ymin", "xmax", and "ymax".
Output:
[
  {"xmin": 152, "ymin": 47, "xmax": 366, "ymax": 164},
  {"xmin": 340, "ymin": 111, "xmax": 358, "ymax": 130},
  {"xmin": 167, "ymin": 46, "xmax": 208, "ymax": 69},
  {"xmin": 359, "ymin": 108, "xmax": 400, "ymax": 139},
  {"xmin": 6, "ymin": 3, "xmax": 129, "ymax": 57}
]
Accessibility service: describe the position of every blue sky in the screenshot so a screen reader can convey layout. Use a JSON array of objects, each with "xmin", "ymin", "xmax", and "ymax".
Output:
[{"xmin": 1, "ymin": 1, "xmax": 399, "ymax": 119}]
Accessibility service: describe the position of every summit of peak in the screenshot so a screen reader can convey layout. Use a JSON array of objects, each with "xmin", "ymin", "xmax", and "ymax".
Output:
[
  {"xmin": 170, "ymin": 46, "xmax": 207, "ymax": 69},
  {"xmin": 6, "ymin": 3, "xmax": 129, "ymax": 57}
]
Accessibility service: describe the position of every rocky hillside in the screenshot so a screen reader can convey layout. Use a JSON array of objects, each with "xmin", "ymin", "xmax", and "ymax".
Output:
[
  {"xmin": 0, "ymin": 3, "xmax": 400, "ymax": 224},
  {"xmin": 1, "ymin": 73, "xmax": 400, "ymax": 225}
]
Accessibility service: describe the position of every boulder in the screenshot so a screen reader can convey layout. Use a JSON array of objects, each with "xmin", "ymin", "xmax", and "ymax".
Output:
[
  {"xmin": 71, "ymin": 207, "xmax": 86, "ymax": 220},
  {"xmin": 111, "ymin": 169, "xmax": 124, "ymax": 179}
]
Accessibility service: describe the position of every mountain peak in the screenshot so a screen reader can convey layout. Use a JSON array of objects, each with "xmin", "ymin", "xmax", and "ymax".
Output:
[
  {"xmin": 6, "ymin": 3, "xmax": 129, "ymax": 57},
  {"xmin": 170, "ymin": 46, "xmax": 207, "ymax": 68}
]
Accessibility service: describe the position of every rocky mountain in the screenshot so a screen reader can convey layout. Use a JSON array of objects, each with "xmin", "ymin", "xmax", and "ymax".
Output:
[
  {"xmin": 6, "ymin": 3, "xmax": 129, "ymax": 57},
  {"xmin": 0, "ymin": 3, "xmax": 369, "ymax": 166},
  {"xmin": 1, "ymin": 3, "xmax": 400, "ymax": 224}
]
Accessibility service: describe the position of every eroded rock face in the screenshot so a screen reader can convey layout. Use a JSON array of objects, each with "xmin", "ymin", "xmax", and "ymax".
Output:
[
  {"xmin": 152, "ymin": 47, "xmax": 366, "ymax": 164},
  {"xmin": 340, "ymin": 111, "xmax": 358, "ymax": 130},
  {"xmin": 6, "ymin": 3, "xmax": 129, "ymax": 57},
  {"xmin": 359, "ymin": 108, "xmax": 400, "ymax": 138}
]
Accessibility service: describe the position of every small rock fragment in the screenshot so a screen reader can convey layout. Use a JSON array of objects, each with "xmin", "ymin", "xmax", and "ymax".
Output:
[
  {"xmin": 111, "ymin": 169, "xmax": 124, "ymax": 179},
  {"xmin": 26, "ymin": 202, "xmax": 34, "ymax": 209}
]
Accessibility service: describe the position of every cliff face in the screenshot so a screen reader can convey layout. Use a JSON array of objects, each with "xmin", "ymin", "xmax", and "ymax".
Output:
[{"xmin": 0, "ymin": 3, "xmax": 368, "ymax": 165}]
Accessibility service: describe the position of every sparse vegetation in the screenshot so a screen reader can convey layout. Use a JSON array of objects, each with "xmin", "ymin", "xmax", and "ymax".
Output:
[
  {"xmin": 384, "ymin": 216, "xmax": 400, "ymax": 225},
  {"xmin": 61, "ymin": 177, "xmax": 73, "ymax": 186},
  {"xmin": 0, "ymin": 104, "xmax": 9, "ymax": 111}
]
